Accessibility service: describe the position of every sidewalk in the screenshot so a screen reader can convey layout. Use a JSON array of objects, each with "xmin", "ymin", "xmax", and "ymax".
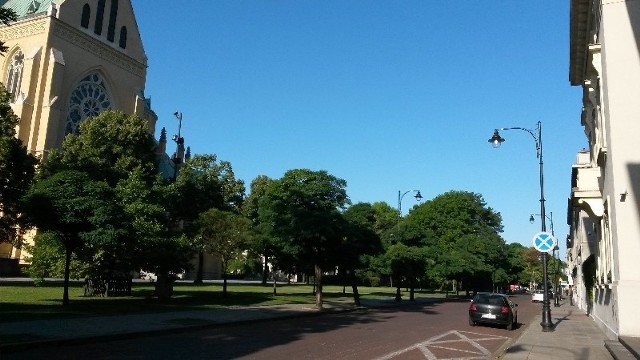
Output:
[{"xmin": 500, "ymin": 302, "xmax": 639, "ymax": 360}]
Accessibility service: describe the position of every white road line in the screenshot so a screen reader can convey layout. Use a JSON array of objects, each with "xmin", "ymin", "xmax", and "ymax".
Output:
[{"xmin": 374, "ymin": 330, "xmax": 510, "ymax": 360}]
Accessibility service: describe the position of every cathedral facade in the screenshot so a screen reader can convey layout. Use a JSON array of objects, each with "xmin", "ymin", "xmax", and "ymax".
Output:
[{"xmin": 0, "ymin": 0, "xmax": 158, "ymax": 265}]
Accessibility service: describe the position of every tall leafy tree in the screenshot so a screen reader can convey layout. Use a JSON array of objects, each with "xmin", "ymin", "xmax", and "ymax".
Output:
[
  {"xmin": 197, "ymin": 208, "xmax": 252, "ymax": 295},
  {"xmin": 385, "ymin": 243, "xmax": 428, "ymax": 301},
  {"xmin": 242, "ymin": 175, "xmax": 276, "ymax": 284},
  {"xmin": 406, "ymin": 190, "xmax": 504, "ymax": 294},
  {"xmin": 169, "ymin": 154, "xmax": 245, "ymax": 283},
  {"xmin": 0, "ymin": 87, "xmax": 38, "ymax": 246},
  {"xmin": 36, "ymin": 111, "xmax": 193, "ymax": 298},
  {"xmin": 341, "ymin": 203, "xmax": 383, "ymax": 305},
  {"xmin": 21, "ymin": 170, "xmax": 113, "ymax": 305},
  {"xmin": 259, "ymin": 169, "xmax": 349, "ymax": 309}
]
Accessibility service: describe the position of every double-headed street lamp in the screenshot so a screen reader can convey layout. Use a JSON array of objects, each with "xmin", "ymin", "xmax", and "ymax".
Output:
[{"xmin": 488, "ymin": 120, "xmax": 554, "ymax": 332}]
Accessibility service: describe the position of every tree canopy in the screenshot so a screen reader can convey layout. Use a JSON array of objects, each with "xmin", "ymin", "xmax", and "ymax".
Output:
[
  {"xmin": 0, "ymin": 88, "xmax": 38, "ymax": 245},
  {"xmin": 259, "ymin": 169, "xmax": 349, "ymax": 309}
]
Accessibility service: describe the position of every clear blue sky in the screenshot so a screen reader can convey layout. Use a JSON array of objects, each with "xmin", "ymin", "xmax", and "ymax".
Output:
[{"xmin": 132, "ymin": 1, "xmax": 586, "ymax": 256}]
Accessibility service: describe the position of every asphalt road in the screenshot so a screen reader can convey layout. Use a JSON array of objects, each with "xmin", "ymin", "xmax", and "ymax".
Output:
[{"xmin": 6, "ymin": 294, "xmax": 540, "ymax": 360}]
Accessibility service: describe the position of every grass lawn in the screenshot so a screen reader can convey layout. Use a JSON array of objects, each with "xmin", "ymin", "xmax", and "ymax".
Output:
[{"xmin": 0, "ymin": 281, "xmax": 445, "ymax": 323}]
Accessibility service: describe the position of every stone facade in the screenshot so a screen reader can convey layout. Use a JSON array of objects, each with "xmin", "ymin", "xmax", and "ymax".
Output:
[{"xmin": 568, "ymin": 0, "xmax": 640, "ymax": 339}]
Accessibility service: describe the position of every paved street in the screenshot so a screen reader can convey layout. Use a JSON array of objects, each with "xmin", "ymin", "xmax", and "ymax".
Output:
[{"xmin": 2, "ymin": 294, "xmax": 539, "ymax": 360}]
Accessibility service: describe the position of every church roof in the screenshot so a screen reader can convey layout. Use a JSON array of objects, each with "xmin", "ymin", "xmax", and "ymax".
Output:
[{"xmin": 1, "ymin": 0, "xmax": 54, "ymax": 19}]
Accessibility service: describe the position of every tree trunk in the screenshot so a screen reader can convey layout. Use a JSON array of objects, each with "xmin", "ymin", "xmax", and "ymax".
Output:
[
  {"xmin": 222, "ymin": 259, "xmax": 228, "ymax": 296},
  {"xmin": 155, "ymin": 273, "xmax": 174, "ymax": 300},
  {"xmin": 314, "ymin": 264, "xmax": 323, "ymax": 309},
  {"xmin": 62, "ymin": 247, "xmax": 72, "ymax": 306},
  {"xmin": 194, "ymin": 251, "xmax": 204, "ymax": 284},
  {"xmin": 409, "ymin": 277, "xmax": 415, "ymax": 301},
  {"xmin": 350, "ymin": 269, "xmax": 360, "ymax": 306},
  {"xmin": 273, "ymin": 274, "xmax": 277, "ymax": 296},
  {"xmin": 262, "ymin": 255, "xmax": 269, "ymax": 285}
]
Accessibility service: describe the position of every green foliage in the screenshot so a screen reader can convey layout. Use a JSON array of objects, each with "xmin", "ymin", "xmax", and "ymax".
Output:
[
  {"xmin": 23, "ymin": 232, "xmax": 89, "ymax": 282},
  {"xmin": 39, "ymin": 111, "xmax": 158, "ymax": 186},
  {"xmin": 0, "ymin": 86, "xmax": 38, "ymax": 245},
  {"xmin": 198, "ymin": 208, "xmax": 252, "ymax": 267},
  {"xmin": 0, "ymin": 8, "xmax": 17, "ymax": 53},
  {"xmin": 25, "ymin": 111, "xmax": 195, "ymax": 299},
  {"xmin": 259, "ymin": 169, "xmax": 349, "ymax": 270},
  {"xmin": 341, "ymin": 203, "xmax": 383, "ymax": 270},
  {"xmin": 259, "ymin": 169, "xmax": 349, "ymax": 307},
  {"xmin": 242, "ymin": 175, "xmax": 276, "ymax": 282},
  {"xmin": 401, "ymin": 190, "xmax": 505, "ymax": 292},
  {"xmin": 21, "ymin": 170, "xmax": 115, "ymax": 304}
]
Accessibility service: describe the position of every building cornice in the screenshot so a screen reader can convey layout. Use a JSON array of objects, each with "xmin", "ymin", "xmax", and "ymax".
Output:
[
  {"xmin": 569, "ymin": 0, "xmax": 591, "ymax": 86},
  {"xmin": 0, "ymin": 18, "xmax": 47, "ymax": 41}
]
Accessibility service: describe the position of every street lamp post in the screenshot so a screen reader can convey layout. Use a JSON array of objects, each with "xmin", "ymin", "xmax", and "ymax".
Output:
[
  {"xmin": 530, "ymin": 212, "xmax": 561, "ymax": 307},
  {"xmin": 172, "ymin": 111, "xmax": 184, "ymax": 179},
  {"xmin": 392, "ymin": 189, "xmax": 422, "ymax": 300},
  {"xmin": 395, "ymin": 190, "xmax": 423, "ymax": 243},
  {"xmin": 489, "ymin": 120, "xmax": 554, "ymax": 332}
]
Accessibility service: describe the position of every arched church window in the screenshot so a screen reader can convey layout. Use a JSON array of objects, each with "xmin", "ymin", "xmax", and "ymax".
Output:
[
  {"xmin": 119, "ymin": 26, "xmax": 127, "ymax": 49},
  {"xmin": 81, "ymin": 4, "xmax": 90, "ymax": 28},
  {"xmin": 107, "ymin": 0, "xmax": 118, "ymax": 42},
  {"xmin": 65, "ymin": 72, "xmax": 112, "ymax": 134},
  {"xmin": 94, "ymin": 0, "xmax": 105, "ymax": 35},
  {"xmin": 5, "ymin": 49, "xmax": 24, "ymax": 102}
]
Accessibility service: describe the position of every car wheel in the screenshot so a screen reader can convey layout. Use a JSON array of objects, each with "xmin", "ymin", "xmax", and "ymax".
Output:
[
  {"xmin": 468, "ymin": 316, "xmax": 476, "ymax": 326},
  {"xmin": 506, "ymin": 316, "xmax": 514, "ymax": 331}
]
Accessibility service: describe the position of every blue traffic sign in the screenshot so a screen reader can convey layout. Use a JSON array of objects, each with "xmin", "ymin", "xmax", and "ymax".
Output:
[{"xmin": 532, "ymin": 232, "xmax": 557, "ymax": 253}]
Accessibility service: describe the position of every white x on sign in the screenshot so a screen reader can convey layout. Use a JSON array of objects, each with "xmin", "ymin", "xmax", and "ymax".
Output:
[{"xmin": 532, "ymin": 231, "xmax": 557, "ymax": 253}]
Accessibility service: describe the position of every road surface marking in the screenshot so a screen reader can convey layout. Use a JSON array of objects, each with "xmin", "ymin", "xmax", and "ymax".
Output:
[{"xmin": 375, "ymin": 330, "xmax": 509, "ymax": 360}]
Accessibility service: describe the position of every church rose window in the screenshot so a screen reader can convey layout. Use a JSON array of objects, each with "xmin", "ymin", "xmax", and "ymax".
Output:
[
  {"xmin": 5, "ymin": 49, "xmax": 24, "ymax": 102},
  {"xmin": 65, "ymin": 72, "xmax": 112, "ymax": 134}
]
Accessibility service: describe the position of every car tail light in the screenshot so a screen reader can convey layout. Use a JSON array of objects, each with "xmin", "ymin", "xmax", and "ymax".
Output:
[
  {"xmin": 470, "ymin": 304, "xmax": 477, "ymax": 311},
  {"xmin": 501, "ymin": 306, "xmax": 510, "ymax": 314}
]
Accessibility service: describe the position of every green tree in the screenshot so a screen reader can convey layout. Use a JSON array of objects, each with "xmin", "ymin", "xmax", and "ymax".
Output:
[
  {"xmin": 36, "ymin": 111, "xmax": 193, "ymax": 298},
  {"xmin": 169, "ymin": 154, "xmax": 245, "ymax": 283},
  {"xmin": 197, "ymin": 208, "xmax": 252, "ymax": 295},
  {"xmin": 39, "ymin": 111, "xmax": 159, "ymax": 186},
  {"xmin": 385, "ymin": 243, "xmax": 428, "ymax": 301},
  {"xmin": 522, "ymin": 246, "xmax": 543, "ymax": 289},
  {"xmin": 406, "ymin": 190, "xmax": 504, "ymax": 294},
  {"xmin": 21, "ymin": 170, "xmax": 113, "ymax": 305},
  {"xmin": 242, "ymin": 175, "xmax": 276, "ymax": 284},
  {"xmin": 0, "ymin": 87, "xmax": 38, "ymax": 246},
  {"xmin": 259, "ymin": 169, "xmax": 349, "ymax": 309},
  {"xmin": 341, "ymin": 203, "xmax": 383, "ymax": 305}
]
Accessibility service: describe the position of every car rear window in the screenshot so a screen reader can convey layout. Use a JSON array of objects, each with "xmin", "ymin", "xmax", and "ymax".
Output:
[{"xmin": 474, "ymin": 294, "xmax": 506, "ymax": 305}]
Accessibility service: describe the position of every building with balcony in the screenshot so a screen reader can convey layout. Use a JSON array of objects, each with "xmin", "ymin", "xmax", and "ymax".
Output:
[{"xmin": 568, "ymin": 0, "xmax": 640, "ymax": 339}]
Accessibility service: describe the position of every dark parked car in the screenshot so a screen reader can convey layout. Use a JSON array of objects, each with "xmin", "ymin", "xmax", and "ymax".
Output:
[{"xmin": 468, "ymin": 292, "xmax": 518, "ymax": 330}]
